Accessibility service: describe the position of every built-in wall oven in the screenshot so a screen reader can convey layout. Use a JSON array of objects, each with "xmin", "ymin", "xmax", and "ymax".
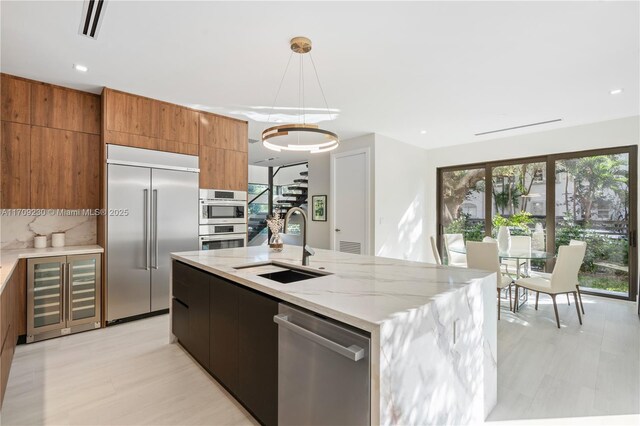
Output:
[
  {"xmin": 199, "ymin": 224, "xmax": 247, "ymax": 251},
  {"xmin": 199, "ymin": 189, "xmax": 247, "ymax": 225},
  {"xmin": 199, "ymin": 189, "xmax": 247, "ymax": 250}
]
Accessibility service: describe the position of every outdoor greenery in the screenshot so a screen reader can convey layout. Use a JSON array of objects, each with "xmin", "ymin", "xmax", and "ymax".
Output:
[
  {"xmin": 441, "ymin": 153, "xmax": 631, "ymax": 295},
  {"xmin": 492, "ymin": 211, "xmax": 534, "ymax": 236},
  {"xmin": 443, "ymin": 214, "xmax": 484, "ymax": 242}
]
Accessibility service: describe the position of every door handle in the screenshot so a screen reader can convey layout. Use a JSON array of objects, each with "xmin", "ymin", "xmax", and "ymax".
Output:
[
  {"xmin": 60, "ymin": 262, "xmax": 66, "ymax": 323},
  {"xmin": 143, "ymin": 189, "xmax": 150, "ymax": 271},
  {"xmin": 66, "ymin": 263, "xmax": 71, "ymax": 322},
  {"xmin": 152, "ymin": 189, "xmax": 159, "ymax": 270},
  {"xmin": 273, "ymin": 314, "xmax": 364, "ymax": 362},
  {"xmin": 335, "ymin": 228, "xmax": 341, "ymax": 232}
]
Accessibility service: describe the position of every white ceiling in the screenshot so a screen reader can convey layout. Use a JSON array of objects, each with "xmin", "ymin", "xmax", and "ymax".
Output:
[{"xmin": 1, "ymin": 1, "xmax": 638, "ymax": 167}]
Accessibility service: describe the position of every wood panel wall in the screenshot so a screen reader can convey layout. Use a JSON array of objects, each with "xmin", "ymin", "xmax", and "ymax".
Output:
[{"xmin": 1, "ymin": 74, "xmax": 101, "ymax": 209}]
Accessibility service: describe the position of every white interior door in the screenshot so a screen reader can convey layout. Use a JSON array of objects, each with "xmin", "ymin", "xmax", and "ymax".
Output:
[{"xmin": 331, "ymin": 149, "xmax": 369, "ymax": 255}]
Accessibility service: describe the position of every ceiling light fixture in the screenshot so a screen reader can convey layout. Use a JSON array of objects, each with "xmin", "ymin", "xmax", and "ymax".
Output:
[
  {"xmin": 610, "ymin": 88, "xmax": 624, "ymax": 95},
  {"xmin": 420, "ymin": 130, "xmax": 427, "ymax": 135},
  {"xmin": 73, "ymin": 64, "xmax": 88, "ymax": 73},
  {"xmin": 262, "ymin": 37, "xmax": 339, "ymax": 153}
]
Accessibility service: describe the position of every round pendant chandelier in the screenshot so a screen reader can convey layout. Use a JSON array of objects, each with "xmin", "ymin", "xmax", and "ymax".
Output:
[{"xmin": 262, "ymin": 37, "xmax": 339, "ymax": 153}]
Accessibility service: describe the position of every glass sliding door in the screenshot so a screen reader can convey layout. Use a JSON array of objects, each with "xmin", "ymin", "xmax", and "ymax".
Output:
[
  {"xmin": 554, "ymin": 152, "xmax": 632, "ymax": 297},
  {"xmin": 440, "ymin": 167, "xmax": 486, "ymax": 263},
  {"xmin": 437, "ymin": 145, "xmax": 637, "ymax": 301},
  {"xmin": 491, "ymin": 161, "xmax": 547, "ymax": 241}
]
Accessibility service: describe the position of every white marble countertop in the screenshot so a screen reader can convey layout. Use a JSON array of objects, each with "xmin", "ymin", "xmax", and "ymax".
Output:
[
  {"xmin": 171, "ymin": 246, "xmax": 493, "ymax": 332},
  {"xmin": 0, "ymin": 245, "xmax": 104, "ymax": 292}
]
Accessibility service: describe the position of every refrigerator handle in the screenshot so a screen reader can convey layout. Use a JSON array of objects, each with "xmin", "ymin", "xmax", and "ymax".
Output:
[
  {"xmin": 144, "ymin": 189, "xmax": 150, "ymax": 270},
  {"xmin": 152, "ymin": 189, "xmax": 159, "ymax": 269}
]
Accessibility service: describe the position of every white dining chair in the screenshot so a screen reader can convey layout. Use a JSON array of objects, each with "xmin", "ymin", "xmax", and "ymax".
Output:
[
  {"xmin": 501, "ymin": 235, "xmax": 531, "ymax": 277},
  {"xmin": 513, "ymin": 244, "xmax": 586, "ymax": 328},
  {"xmin": 466, "ymin": 241, "xmax": 514, "ymax": 320},
  {"xmin": 530, "ymin": 239, "xmax": 587, "ymax": 314},
  {"xmin": 483, "ymin": 236, "xmax": 496, "ymax": 243},
  {"xmin": 443, "ymin": 233, "xmax": 467, "ymax": 267},
  {"xmin": 430, "ymin": 236, "xmax": 442, "ymax": 265}
]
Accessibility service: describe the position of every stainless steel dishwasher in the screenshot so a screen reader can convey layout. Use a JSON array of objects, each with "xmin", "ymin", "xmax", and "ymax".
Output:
[{"xmin": 274, "ymin": 304, "xmax": 371, "ymax": 425}]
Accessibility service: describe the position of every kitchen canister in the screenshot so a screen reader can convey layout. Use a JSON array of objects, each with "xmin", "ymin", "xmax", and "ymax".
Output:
[
  {"xmin": 51, "ymin": 232, "xmax": 66, "ymax": 248},
  {"xmin": 34, "ymin": 235, "xmax": 47, "ymax": 249}
]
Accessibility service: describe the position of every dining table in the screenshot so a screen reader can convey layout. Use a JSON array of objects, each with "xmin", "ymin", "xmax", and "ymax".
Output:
[{"xmin": 449, "ymin": 245, "xmax": 556, "ymax": 308}]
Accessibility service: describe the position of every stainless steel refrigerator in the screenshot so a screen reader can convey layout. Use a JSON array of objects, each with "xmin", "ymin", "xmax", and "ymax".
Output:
[{"xmin": 106, "ymin": 145, "xmax": 199, "ymax": 323}]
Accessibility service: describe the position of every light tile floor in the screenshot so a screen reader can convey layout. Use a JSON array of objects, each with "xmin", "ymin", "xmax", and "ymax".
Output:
[{"xmin": 1, "ymin": 294, "xmax": 638, "ymax": 425}]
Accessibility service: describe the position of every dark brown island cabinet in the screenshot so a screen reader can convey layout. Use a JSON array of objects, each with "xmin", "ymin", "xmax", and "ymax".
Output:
[{"xmin": 171, "ymin": 261, "xmax": 278, "ymax": 426}]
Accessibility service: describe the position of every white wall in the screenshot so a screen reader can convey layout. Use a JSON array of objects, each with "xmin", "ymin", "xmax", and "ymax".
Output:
[
  {"xmin": 424, "ymin": 115, "xmax": 640, "ymax": 263},
  {"xmin": 308, "ymin": 134, "xmax": 376, "ymax": 250},
  {"xmin": 375, "ymin": 134, "xmax": 429, "ymax": 261}
]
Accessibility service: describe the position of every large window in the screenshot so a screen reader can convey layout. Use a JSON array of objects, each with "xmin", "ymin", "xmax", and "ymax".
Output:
[{"xmin": 437, "ymin": 146, "xmax": 637, "ymax": 300}]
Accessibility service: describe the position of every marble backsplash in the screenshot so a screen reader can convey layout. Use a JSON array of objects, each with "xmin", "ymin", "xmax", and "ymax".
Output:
[{"xmin": 1, "ymin": 215, "xmax": 97, "ymax": 249}]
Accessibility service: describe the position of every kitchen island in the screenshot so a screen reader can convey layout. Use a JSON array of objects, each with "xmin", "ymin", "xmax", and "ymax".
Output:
[{"xmin": 170, "ymin": 246, "xmax": 497, "ymax": 425}]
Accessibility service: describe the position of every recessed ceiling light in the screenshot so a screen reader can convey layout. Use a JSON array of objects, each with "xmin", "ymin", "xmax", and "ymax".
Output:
[
  {"xmin": 610, "ymin": 88, "xmax": 623, "ymax": 95},
  {"xmin": 420, "ymin": 130, "xmax": 427, "ymax": 134},
  {"xmin": 73, "ymin": 64, "xmax": 88, "ymax": 73}
]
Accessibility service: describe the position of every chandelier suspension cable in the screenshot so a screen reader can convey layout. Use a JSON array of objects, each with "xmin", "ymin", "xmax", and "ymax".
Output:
[
  {"xmin": 267, "ymin": 51, "xmax": 294, "ymax": 125},
  {"xmin": 308, "ymin": 51, "xmax": 333, "ymax": 121},
  {"xmin": 261, "ymin": 37, "xmax": 339, "ymax": 154}
]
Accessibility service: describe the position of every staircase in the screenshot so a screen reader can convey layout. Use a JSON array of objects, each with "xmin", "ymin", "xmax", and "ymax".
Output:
[
  {"xmin": 247, "ymin": 164, "xmax": 308, "ymax": 246},
  {"xmin": 247, "ymin": 212, "xmax": 268, "ymax": 244},
  {"xmin": 275, "ymin": 170, "xmax": 308, "ymax": 216}
]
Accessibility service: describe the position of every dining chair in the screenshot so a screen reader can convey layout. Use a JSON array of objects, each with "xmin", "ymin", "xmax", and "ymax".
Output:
[
  {"xmin": 530, "ymin": 239, "xmax": 587, "ymax": 314},
  {"xmin": 443, "ymin": 233, "xmax": 467, "ymax": 267},
  {"xmin": 482, "ymin": 236, "xmax": 496, "ymax": 243},
  {"xmin": 430, "ymin": 236, "xmax": 442, "ymax": 265},
  {"xmin": 501, "ymin": 235, "xmax": 531, "ymax": 277},
  {"xmin": 513, "ymin": 244, "xmax": 586, "ymax": 328},
  {"xmin": 466, "ymin": 241, "xmax": 514, "ymax": 320}
]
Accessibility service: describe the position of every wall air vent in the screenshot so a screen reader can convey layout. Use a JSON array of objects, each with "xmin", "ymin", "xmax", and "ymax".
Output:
[
  {"xmin": 253, "ymin": 157, "xmax": 279, "ymax": 165},
  {"xmin": 79, "ymin": 0, "xmax": 108, "ymax": 39},
  {"xmin": 475, "ymin": 118, "xmax": 562, "ymax": 137}
]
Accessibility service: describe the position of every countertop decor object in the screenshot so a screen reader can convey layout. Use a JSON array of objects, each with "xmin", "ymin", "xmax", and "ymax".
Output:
[
  {"xmin": 266, "ymin": 212, "xmax": 285, "ymax": 252},
  {"xmin": 34, "ymin": 235, "xmax": 47, "ymax": 249},
  {"xmin": 261, "ymin": 37, "xmax": 340, "ymax": 154},
  {"xmin": 51, "ymin": 232, "xmax": 66, "ymax": 247}
]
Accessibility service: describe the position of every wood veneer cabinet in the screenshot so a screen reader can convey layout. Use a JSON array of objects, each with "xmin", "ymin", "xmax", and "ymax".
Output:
[
  {"xmin": 1, "ymin": 122, "xmax": 30, "ymax": 208},
  {"xmin": 1, "ymin": 74, "xmax": 30, "ymax": 124},
  {"xmin": 31, "ymin": 84, "xmax": 100, "ymax": 135},
  {"xmin": 0, "ymin": 260, "xmax": 26, "ymax": 408},
  {"xmin": 30, "ymin": 126, "xmax": 100, "ymax": 209},
  {"xmin": 199, "ymin": 146, "xmax": 248, "ymax": 191},
  {"xmin": 198, "ymin": 112, "xmax": 248, "ymax": 190},
  {"xmin": 199, "ymin": 113, "xmax": 248, "ymax": 152},
  {"xmin": 102, "ymin": 88, "xmax": 199, "ymax": 155}
]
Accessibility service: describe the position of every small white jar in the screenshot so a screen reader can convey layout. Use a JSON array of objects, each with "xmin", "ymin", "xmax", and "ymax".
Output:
[
  {"xmin": 51, "ymin": 232, "xmax": 66, "ymax": 248},
  {"xmin": 34, "ymin": 235, "xmax": 47, "ymax": 249}
]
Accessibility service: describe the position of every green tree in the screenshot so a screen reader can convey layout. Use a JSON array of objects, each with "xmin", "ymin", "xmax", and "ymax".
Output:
[{"xmin": 558, "ymin": 155, "xmax": 627, "ymax": 223}]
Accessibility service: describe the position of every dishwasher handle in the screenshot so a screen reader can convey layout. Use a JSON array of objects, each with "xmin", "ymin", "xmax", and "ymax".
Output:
[{"xmin": 274, "ymin": 314, "xmax": 364, "ymax": 362}]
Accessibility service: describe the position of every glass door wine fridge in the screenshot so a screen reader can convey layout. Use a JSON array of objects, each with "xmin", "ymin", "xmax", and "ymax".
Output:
[{"xmin": 27, "ymin": 254, "xmax": 101, "ymax": 343}]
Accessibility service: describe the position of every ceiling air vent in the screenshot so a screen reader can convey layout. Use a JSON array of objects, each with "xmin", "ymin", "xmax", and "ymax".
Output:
[
  {"xmin": 79, "ymin": 0, "xmax": 108, "ymax": 39},
  {"xmin": 248, "ymin": 138, "xmax": 260, "ymax": 144},
  {"xmin": 475, "ymin": 119, "xmax": 562, "ymax": 137}
]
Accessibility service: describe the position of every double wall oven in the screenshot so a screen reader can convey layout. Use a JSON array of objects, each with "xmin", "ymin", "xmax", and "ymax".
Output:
[{"xmin": 199, "ymin": 189, "xmax": 247, "ymax": 250}]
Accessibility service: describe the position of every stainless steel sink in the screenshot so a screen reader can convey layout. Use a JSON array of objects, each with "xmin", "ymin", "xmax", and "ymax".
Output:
[
  {"xmin": 233, "ymin": 261, "xmax": 331, "ymax": 283},
  {"xmin": 257, "ymin": 268, "xmax": 326, "ymax": 283}
]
